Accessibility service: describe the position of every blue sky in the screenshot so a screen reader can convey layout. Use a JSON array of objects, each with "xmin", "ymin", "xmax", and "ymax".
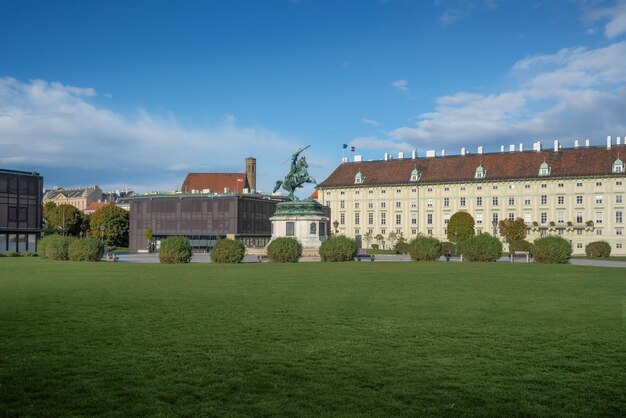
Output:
[{"xmin": 1, "ymin": 0, "xmax": 626, "ymax": 197}]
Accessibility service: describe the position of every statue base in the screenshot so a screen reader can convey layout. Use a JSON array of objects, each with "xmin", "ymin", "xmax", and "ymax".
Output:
[{"xmin": 270, "ymin": 200, "xmax": 328, "ymax": 249}]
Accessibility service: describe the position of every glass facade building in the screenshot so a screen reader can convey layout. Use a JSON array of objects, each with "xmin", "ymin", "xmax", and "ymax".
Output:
[{"xmin": 0, "ymin": 169, "xmax": 43, "ymax": 254}]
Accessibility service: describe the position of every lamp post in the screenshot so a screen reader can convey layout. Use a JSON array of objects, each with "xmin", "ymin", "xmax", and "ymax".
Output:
[
  {"xmin": 333, "ymin": 220, "xmax": 339, "ymax": 234},
  {"xmin": 453, "ymin": 230, "xmax": 459, "ymax": 256}
]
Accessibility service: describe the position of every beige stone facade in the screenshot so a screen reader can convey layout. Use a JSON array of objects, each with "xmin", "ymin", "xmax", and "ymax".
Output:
[
  {"xmin": 318, "ymin": 143, "xmax": 626, "ymax": 256},
  {"xmin": 43, "ymin": 186, "xmax": 103, "ymax": 211}
]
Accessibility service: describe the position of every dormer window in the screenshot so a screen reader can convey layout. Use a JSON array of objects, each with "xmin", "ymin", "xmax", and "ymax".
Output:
[
  {"xmin": 613, "ymin": 158, "xmax": 625, "ymax": 173},
  {"xmin": 355, "ymin": 171, "xmax": 365, "ymax": 184},
  {"xmin": 410, "ymin": 168, "xmax": 421, "ymax": 182},
  {"xmin": 475, "ymin": 164, "xmax": 486, "ymax": 179},
  {"xmin": 538, "ymin": 161, "xmax": 551, "ymax": 177}
]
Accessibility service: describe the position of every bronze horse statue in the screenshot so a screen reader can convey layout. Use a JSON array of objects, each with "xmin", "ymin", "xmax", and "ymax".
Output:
[{"xmin": 273, "ymin": 145, "xmax": 318, "ymax": 200}]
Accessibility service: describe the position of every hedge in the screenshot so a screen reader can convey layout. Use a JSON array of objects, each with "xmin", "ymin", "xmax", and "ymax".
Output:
[
  {"xmin": 459, "ymin": 234, "xmax": 502, "ymax": 262},
  {"xmin": 267, "ymin": 237, "xmax": 302, "ymax": 263},
  {"xmin": 533, "ymin": 235, "xmax": 572, "ymax": 264},
  {"xmin": 408, "ymin": 236, "xmax": 443, "ymax": 261},
  {"xmin": 68, "ymin": 237, "xmax": 105, "ymax": 261},
  {"xmin": 211, "ymin": 239, "xmax": 246, "ymax": 263},
  {"xmin": 508, "ymin": 240, "xmax": 534, "ymax": 255},
  {"xmin": 585, "ymin": 241, "xmax": 611, "ymax": 258},
  {"xmin": 38, "ymin": 235, "xmax": 77, "ymax": 260},
  {"xmin": 319, "ymin": 235, "xmax": 358, "ymax": 262},
  {"xmin": 159, "ymin": 236, "xmax": 193, "ymax": 264}
]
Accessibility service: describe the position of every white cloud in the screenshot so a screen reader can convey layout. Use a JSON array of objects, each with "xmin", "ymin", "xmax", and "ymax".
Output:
[
  {"xmin": 361, "ymin": 118, "xmax": 381, "ymax": 127},
  {"xmin": 0, "ymin": 77, "xmax": 330, "ymax": 196},
  {"xmin": 390, "ymin": 42, "xmax": 626, "ymax": 149},
  {"xmin": 350, "ymin": 136, "xmax": 414, "ymax": 153},
  {"xmin": 583, "ymin": 1, "xmax": 626, "ymax": 39},
  {"xmin": 391, "ymin": 79, "xmax": 409, "ymax": 92}
]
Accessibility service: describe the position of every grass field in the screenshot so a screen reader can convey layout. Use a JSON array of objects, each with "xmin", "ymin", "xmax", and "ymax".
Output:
[{"xmin": 1, "ymin": 259, "xmax": 624, "ymax": 417}]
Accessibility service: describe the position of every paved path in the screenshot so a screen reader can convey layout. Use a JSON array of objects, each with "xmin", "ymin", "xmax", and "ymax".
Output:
[{"xmin": 105, "ymin": 253, "xmax": 626, "ymax": 267}]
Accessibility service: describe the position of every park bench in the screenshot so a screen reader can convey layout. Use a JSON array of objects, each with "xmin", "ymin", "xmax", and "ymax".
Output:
[
  {"xmin": 105, "ymin": 253, "xmax": 119, "ymax": 262},
  {"xmin": 355, "ymin": 253, "xmax": 375, "ymax": 262}
]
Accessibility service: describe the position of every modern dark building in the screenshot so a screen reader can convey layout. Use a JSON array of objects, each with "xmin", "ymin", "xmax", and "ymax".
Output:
[
  {"xmin": 0, "ymin": 168, "xmax": 44, "ymax": 254},
  {"xmin": 126, "ymin": 193, "xmax": 287, "ymax": 251}
]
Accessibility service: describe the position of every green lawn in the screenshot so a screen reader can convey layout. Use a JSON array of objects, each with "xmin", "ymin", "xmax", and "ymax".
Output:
[{"xmin": 1, "ymin": 259, "xmax": 624, "ymax": 417}]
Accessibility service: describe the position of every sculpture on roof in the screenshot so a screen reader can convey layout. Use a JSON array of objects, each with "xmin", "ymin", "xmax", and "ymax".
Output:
[{"xmin": 273, "ymin": 145, "xmax": 318, "ymax": 200}]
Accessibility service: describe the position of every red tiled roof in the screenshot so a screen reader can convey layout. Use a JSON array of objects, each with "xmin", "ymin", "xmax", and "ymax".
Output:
[
  {"xmin": 182, "ymin": 173, "xmax": 246, "ymax": 193},
  {"xmin": 84, "ymin": 201, "xmax": 115, "ymax": 212},
  {"xmin": 319, "ymin": 146, "xmax": 625, "ymax": 187},
  {"xmin": 310, "ymin": 189, "xmax": 319, "ymax": 199}
]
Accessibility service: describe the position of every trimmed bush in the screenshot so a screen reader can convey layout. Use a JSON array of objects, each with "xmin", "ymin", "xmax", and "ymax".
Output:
[
  {"xmin": 459, "ymin": 234, "xmax": 502, "ymax": 262},
  {"xmin": 585, "ymin": 241, "xmax": 611, "ymax": 258},
  {"xmin": 159, "ymin": 236, "xmax": 193, "ymax": 264},
  {"xmin": 442, "ymin": 241, "xmax": 456, "ymax": 256},
  {"xmin": 533, "ymin": 235, "xmax": 572, "ymax": 264},
  {"xmin": 68, "ymin": 237, "xmax": 105, "ymax": 262},
  {"xmin": 508, "ymin": 240, "xmax": 534, "ymax": 255},
  {"xmin": 38, "ymin": 234, "xmax": 76, "ymax": 260},
  {"xmin": 395, "ymin": 241, "xmax": 410, "ymax": 255},
  {"xmin": 371, "ymin": 244, "xmax": 379, "ymax": 250},
  {"xmin": 267, "ymin": 237, "xmax": 302, "ymax": 263},
  {"xmin": 408, "ymin": 236, "xmax": 443, "ymax": 261},
  {"xmin": 211, "ymin": 239, "xmax": 245, "ymax": 263},
  {"xmin": 3, "ymin": 251, "xmax": 19, "ymax": 257},
  {"xmin": 319, "ymin": 235, "xmax": 358, "ymax": 262}
]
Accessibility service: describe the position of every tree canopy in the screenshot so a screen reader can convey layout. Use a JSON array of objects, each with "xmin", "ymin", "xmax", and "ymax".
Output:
[
  {"xmin": 447, "ymin": 212, "xmax": 475, "ymax": 243},
  {"xmin": 90, "ymin": 205, "xmax": 129, "ymax": 248},
  {"xmin": 44, "ymin": 204, "xmax": 84, "ymax": 236},
  {"xmin": 498, "ymin": 217, "xmax": 527, "ymax": 243}
]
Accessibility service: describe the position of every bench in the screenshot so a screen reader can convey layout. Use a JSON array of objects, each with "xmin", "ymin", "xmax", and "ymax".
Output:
[
  {"xmin": 355, "ymin": 254, "xmax": 375, "ymax": 262},
  {"xmin": 510, "ymin": 251, "xmax": 530, "ymax": 263},
  {"xmin": 105, "ymin": 253, "xmax": 119, "ymax": 262}
]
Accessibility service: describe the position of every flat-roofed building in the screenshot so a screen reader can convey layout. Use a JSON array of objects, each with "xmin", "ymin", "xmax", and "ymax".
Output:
[
  {"xmin": 125, "ymin": 192, "xmax": 287, "ymax": 251},
  {"xmin": 318, "ymin": 138, "xmax": 626, "ymax": 255},
  {"xmin": 0, "ymin": 168, "xmax": 43, "ymax": 254}
]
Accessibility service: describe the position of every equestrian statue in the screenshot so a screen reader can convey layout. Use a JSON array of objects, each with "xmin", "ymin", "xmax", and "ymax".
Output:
[{"xmin": 273, "ymin": 145, "xmax": 318, "ymax": 200}]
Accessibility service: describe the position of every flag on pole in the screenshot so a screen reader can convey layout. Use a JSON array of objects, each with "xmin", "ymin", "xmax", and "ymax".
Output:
[
  {"xmin": 342, "ymin": 144, "xmax": 348, "ymax": 149},
  {"xmin": 351, "ymin": 146, "xmax": 356, "ymax": 152}
]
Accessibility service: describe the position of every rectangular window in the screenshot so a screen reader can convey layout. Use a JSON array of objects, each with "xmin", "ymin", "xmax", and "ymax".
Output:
[
  {"xmin": 541, "ymin": 195, "xmax": 547, "ymax": 205},
  {"xmin": 595, "ymin": 211, "xmax": 603, "ymax": 224},
  {"xmin": 577, "ymin": 182, "xmax": 583, "ymax": 187},
  {"xmin": 595, "ymin": 195, "xmax": 603, "ymax": 204},
  {"xmin": 444, "ymin": 214, "xmax": 450, "ymax": 224},
  {"xmin": 524, "ymin": 212, "xmax": 531, "ymax": 223},
  {"xmin": 444, "ymin": 197, "xmax": 449, "ymax": 207},
  {"xmin": 541, "ymin": 183, "xmax": 547, "ymax": 188},
  {"xmin": 557, "ymin": 196, "xmax": 564, "ymax": 205},
  {"xmin": 492, "ymin": 213, "xmax": 499, "ymax": 224},
  {"xmin": 508, "ymin": 212, "xmax": 515, "ymax": 220},
  {"xmin": 340, "ymin": 200, "xmax": 345, "ymax": 209},
  {"xmin": 577, "ymin": 242, "xmax": 583, "ymax": 249},
  {"xmin": 617, "ymin": 195, "xmax": 623, "ymax": 204},
  {"xmin": 576, "ymin": 211, "xmax": 583, "ymax": 224},
  {"xmin": 396, "ymin": 200, "xmax": 401, "ymax": 208},
  {"xmin": 368, "ymin": 213, "xmax": 374, "ymax": 225},
  {"xmin": 476, "ymin": 213, "xmax": 483, "ymax": 224},
  {"xmin": 596, "ymin": 181, "xmax": 603, "ymax": 187},
  {"xmin": 411, "ymin": 229, "xmax": 417, "ymax": 235},
  {"xmin": 427, "ymin": 198, "xmax": 433, "ymax": 207},
  {"xmin": 396, "ymin": 189, "xmax": 402, "ymax": 193},
  {"xmin": 460, "ymin": 197, "xmax": 466, "ymax": 206},
  {"xmin": 508, "ymin": 197, "xmax": 515, "ymax": 206},
  {"xmin": 411, "ymin": 213, "xmax": 417, "ymax": 225},
  {"xmin": 616, "ymin": 211, "xmax": 623, "ymax": 224},
  {"xmin": 427, "ymin": 213, "xmax": 433, "ymax": 225},
  {"xmin": 355, "ymin": 213, "xmax": 360, "ymax": 225},
  {"xmin": 476, "ymin": 197, "xmax": 482, "ymax": 206},
  {"xmin": 381, "ymin": 201, "xmax": 386, "ymax": 208},
  {"xmin": 286, "ymin": 222, "xmax": 295, "ymax": 236},
  {"xmin": 355, "ymin": 202, "xmax": 360, "ymax": 209},
  {"xmin": 380, "ymin": 212, "xmax": 386, "ymax": 225},
  {"xmin": 492, "ymin": 197, "xmax": 499, "ymax": 206},
  {"xmin": 596, "ymin": 228, "xmax": 603, "ymax": 235},
  {"xmin": 557, "ymin": 211, "xmax": 565, "ymax": 224},
  {"xmin": 525, "ymin": 184, "xmax": 531, "ymax": 189},
  {"xmin": 524, "ymin": 196, "xmax": 531, "ymax": 205},
  {"xmin": 558, "ymin": 183, "xmax": 564, "ymax": 188},
  {"xmin": 340, "ymin": 213, "xmax": 345, "ymax": 225},
  {"xmin": 396, "ymin": 214, "xmax": 402, "ymax": 225},
  {"xmin": 411, "ymin": 200, "xmax": 417, "ymax": 208},
  {"xmin": 368, "ymin": 201, "xmax": 374, "ymax": 209},
  {"xmin": 617, "ymin": 242, "xmax": 623, "ymax": 249},
  {"xmin": 617, "ymin": 229, "xmax": 623, "ymax": 236},
  {"xmin": 541, "ymin": 212, "xmax": 547, "ymax": 224},
  {"xmin": 576, "ymin": 195, "xmax": 583, "ymax": 205}
]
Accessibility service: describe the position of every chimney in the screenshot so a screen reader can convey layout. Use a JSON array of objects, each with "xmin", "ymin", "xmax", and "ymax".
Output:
[
  {"xmin": 426, "ymin": 150, "xmax": 436, "ymax": 158},
  {"xmin": 461, "ymin": 147, "xmax": 466, "ymax": 156},
  {"xmin": 411, "ymin": 149, "xmax": 417, "ymax": 159},
  {"xmin": 354, "ymin": 155, "xmax": 362, "ymax": 162},
  {"xmin": 477, "ymin": 146, "xmax": 484, "ymax": 154},
  {"xmin": 533, "ymin": 141, "xmax": 542, "ymax": 152},
  {"xmin": 607, "ymin": 135, "xmax": 612, "ymax": 150},
  {"xmin": 398, "ymin": 151, "xmax": 404, "ymax": 159},
  {"xmin": 554, "ymin": 140, "xmax": 559, "ymax": 152},
  {"xmin": 574, "ymin": 139, "xmax": 579, "ymax": 148},
  {"xmin": 519, "ymin": 143, "xmax": 524, "ymax": 152},
  {"xmin": 617, "ymin": 137, "xmax": 622, "ymax": 146},
  {"xmin": 500, "ymin": 145, "xmax": 505, "ymax": 152},
  {"xmin": 245, "ymin": 157, "xmax": 257, "ymax": 192},
  {"xmin": 509, "ymin": 144, "xmax": 515, "ymax": 152},
  {"xmin": 585, "ymin": 139, "xmax": 590, "ymax": 147},
  {"xmin": 441, "ymin": 149, "xmax": 446, "ymax": 156}
]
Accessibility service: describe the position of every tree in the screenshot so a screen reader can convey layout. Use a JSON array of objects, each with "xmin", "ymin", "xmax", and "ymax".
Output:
[
  {"xmin": 374, "ymin": 233, "xmax": 384, "ymax": 248},
  {"xmin": 447, "ymin": 212, "xmax": 475, "ymax": 243},
  {"xmin": 43, "ymin": 202, "xmax": 57, "ymax": 228},
  {"xmin": 45, "ymin": 204, "xmax": 84, "ymax": 236},
  {"xmin": 387, "ymin": 231, "xmax": 398, "ymax": 248},
  {"xmin": 90, "ymin": 205, "xmax": 129, "ymax": 248},
  {"xmin": 363, "ymin": 231, "xmax": 373, "ymax": 248},
  {"xmin": 498, "ymin": 217, "xmax": 527, "ymax": 243}
]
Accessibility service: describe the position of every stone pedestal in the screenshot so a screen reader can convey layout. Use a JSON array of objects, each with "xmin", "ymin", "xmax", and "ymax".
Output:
[{"xmin": 270, "ymin": 200, "xmax": 328, "ymax": 249}]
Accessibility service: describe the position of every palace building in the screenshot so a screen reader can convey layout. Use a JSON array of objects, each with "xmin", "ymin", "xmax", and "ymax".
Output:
[{"xmin": 317, "ymin": 137, "xmax": 626, "ymax": 256}]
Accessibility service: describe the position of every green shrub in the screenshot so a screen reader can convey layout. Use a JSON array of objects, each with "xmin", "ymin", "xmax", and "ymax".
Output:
[
  {"xmin": 68, "ymin": 237, "xmax": 105, "ymax": 262},
  {"xmin": 585, "ymin": 241, "xmax": 611, "ymax": 258},
  {"xmin": 408, "ymin": 236, "xmax": 443, "ymax": 261},
  {"xmin": 159, "ymin": 236, "xmax": 193, "ymax": 264},
  {"xmin": 38, "ymin": 235, "xmax": 76, "ymax": 260},
  {"xmin": 211, "ymin": 239, "xmax": 245, "ymax": 263},
  {"xmin": 508, "ymin": 240, "xmax": 534, "ymax": 255},
  {"xmin": 459, "ymin": 234, "xmax": 502, "ymax": 262},
  {"xmin": 394, "ymin": 241, "xmax": 410, "ymax": 255},
  {"xmin": 319, "ymin": 235, "xmax": 358, "ymax": 262},
  {"xmin": 267, "ymin": 237, "xmax": 302, "ymax": 263},
  {"xmin": 21, "ymin": 251, "xmax": 37, "ymax": 257},
  {"xmin": 371, "ymin": 244, "xmax": 379, "ymax": 250},
  {"xmin": 533, "ymin": 235, "xmax": 572, "ymax": 264},
  {"xmin": 3, "ymin": 251, "xmax": 19, "ymax": 257},
  {"xmin": 442, "ymin": 241, "xmax": 456, "ymax": 256}
]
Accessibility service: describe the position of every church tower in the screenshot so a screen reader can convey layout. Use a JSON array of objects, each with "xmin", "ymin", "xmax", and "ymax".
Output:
[{"xmin": 245, "ymin": 157, "xmax": 256, "ymax": 192}]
